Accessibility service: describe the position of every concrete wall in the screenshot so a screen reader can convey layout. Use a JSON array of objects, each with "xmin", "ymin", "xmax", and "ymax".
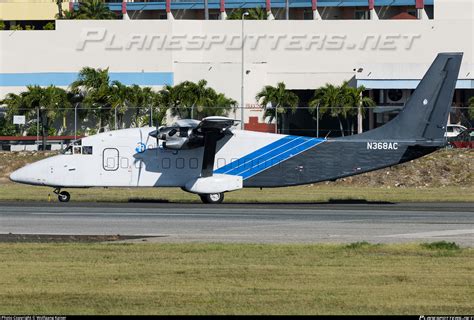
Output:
[{"xmin": 0, "ymin": 0, "xmax": 473, "ymax": 126}]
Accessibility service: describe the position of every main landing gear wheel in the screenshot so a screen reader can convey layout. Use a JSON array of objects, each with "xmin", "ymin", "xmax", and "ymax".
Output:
[
  {"xmin": 58, "ymin": 191, "xmax": 70, "ymax": 202},
  {"xmin": 200, "ymin": 193, "xmax": 224, "ymax": 204}
]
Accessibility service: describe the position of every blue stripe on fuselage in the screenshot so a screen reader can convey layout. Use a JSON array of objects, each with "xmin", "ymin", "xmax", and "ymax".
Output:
[
  {"xmin": 214, "ymin": 135, "xmax": 325, "ymax": 179},
  {"xmin": 214, "ymin": 135, "xmax": 297, "ymax": 174}
]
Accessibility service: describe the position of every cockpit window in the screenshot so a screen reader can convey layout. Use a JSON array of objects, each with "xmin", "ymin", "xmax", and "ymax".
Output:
[
  {"xmin": 83, "ymin": 146, "xmax": 93, "ymax": 155},
  {"xmin": 62, "ymin": 143, "xmax": 93, "ymax": 155},
  {"xmin": 63, "ymin": 145, "xmax": 73, "ymax": 155}
]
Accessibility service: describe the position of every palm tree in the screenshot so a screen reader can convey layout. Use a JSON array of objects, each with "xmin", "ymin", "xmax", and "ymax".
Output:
[
  {"xmin": 152, "ymin": 91, "xmax": 168, "ymax": 126},
  {"xmin": 22, "ymin": 86, "xmax": 70, "ymax": 149},
  {"xmin": 109, "ymin": 81, "xmax": 130, "ymax": 129},
  {"xmin": 58, "ymin": 10, "xmax": 77, "ymax": 19},
  {"xmin": 75, "ymin": 0, "xmax": 117, "ymax": 20},
  {"xmin": 309, "ymin": 83, "xmax": 351, "ymax": 136},
  {"xmin": 255, "ymin": 82, "xmax": 299, "ymax": 134},
  {"xmin": 56, "ymin": 0, "xmax": 64, "ymax": 19},
  {"xmin": 70, "ymin": 67, "xmax": 112, "ymax": 131},
  {"xmin": 346, "ymin": 85, "xmax": 375, "ymax": 134},
  {"xmin": 163, "ymin": 80, "xmax": 235, "ymax": 120},
  {"xmin": 160, "ymin": 84, "xmax": 185, "ymax": 119},
  {"xmin": 228, "ymin": 7, "xmax": 267, "ymax": 20},
  {"xmin": 309, "ymin": 83, "xmax": 375, "ymax": 136}
]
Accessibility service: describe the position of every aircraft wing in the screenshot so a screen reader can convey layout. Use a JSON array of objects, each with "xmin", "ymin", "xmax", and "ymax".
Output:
[
  {"xmin": 195, "ymin": 116, "xmax": 238, "ymax": 133},
  {"xmin": 150, "ymin": 116, "xmax": 239, "ymax": 177}
]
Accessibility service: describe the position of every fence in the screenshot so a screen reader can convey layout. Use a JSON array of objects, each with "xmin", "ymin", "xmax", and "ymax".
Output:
[{"xmin": 0, "ymin": 105, "xmax": 472, "ymax": 149}]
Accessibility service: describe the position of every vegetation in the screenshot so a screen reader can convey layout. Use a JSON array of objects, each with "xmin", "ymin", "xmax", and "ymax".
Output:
[
  {"xmin": 43, "ymin": 22, "xmax": 55, "ymax": 30},
  {"xmin": 255, "ymin": 82, "xmax": 299, "ymax": 133},
  {"xmin": 0, "ymin": 242, "xmax": 472, "ymax": 314},
  {"xmin": 55, "ymin": 0, "xmax": 64, "ymax": 19},
  {"xmin": 309, "ymin": 82, "xmax": 375, "ymax": 136},
  {"xmin": 163, "ymin": 79, "xmax": 237, "ymax": 120},
  {"xmin": 0, "ymin": 20, "xmax": 5, "ymax": 31},
  {"xmin": 0, "ymin": 86, "xmax": 70, "ymax": 146},
  {"xmin": 58, "ymin": 0, "xmax": 117, "ymax": 20},
  {"xmin": 1, "ymin": 67, "xmax": 237, "ymax": 138},
  {"xmin": 228, "ymin": 7, "xmax": 267, "ymax": 20},
  {"xmin": 468, "ymin": 96, "xmax": 474, "ymax": 121},
  {"xmin": 421, "ymin": 241, "xmax": 461, "ymax": 251}
]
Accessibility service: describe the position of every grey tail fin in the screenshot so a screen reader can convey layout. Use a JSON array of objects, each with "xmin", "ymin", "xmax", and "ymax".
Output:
[{"xmin": 355, "ymin": 52, "xmax": 463, "ymax": 141}]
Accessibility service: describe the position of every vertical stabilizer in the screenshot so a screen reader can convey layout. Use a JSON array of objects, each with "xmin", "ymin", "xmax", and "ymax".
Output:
[{"xmin": 354, "ymin": 53, "xmax": 463, "ymax": 141}]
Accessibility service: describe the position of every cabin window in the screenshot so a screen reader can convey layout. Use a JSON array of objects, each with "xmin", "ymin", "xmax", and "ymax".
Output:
[
  {"xmin": 83, "ymin": 146, "xmax": 93, "ymax": 155},
  {"xmin": 189, "ymin": 158, "xmax": 199, "ymax": 169},
  {"xmin": 63, "ymin": 145, "xmax": 73, "ymax": 155},
  {"xmin": 73, "ymin": 146, "xmax": 82, "ymax": 154}
]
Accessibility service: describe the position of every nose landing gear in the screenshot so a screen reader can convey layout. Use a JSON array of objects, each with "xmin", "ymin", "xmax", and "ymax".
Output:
[{"xmin": 53, "ymin": 188, "xmax": 71, "ymax": 202}]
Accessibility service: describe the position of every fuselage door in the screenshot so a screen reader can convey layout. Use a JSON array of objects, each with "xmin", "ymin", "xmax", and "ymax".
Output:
[{"xmin": 103, "ymin": 148, "xmax": 119, "ymax": 171}]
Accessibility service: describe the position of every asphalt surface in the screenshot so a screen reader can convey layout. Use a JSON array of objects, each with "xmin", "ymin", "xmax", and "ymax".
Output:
[{"xmin": 0, "ymin": 201, "xmax": 472, "ymax": 245}]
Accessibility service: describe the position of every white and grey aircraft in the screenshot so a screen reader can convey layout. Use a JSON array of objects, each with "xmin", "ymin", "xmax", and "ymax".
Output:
[{"xmin": 10, "ymin": 53, "xmax": 462, "ymax": 203}]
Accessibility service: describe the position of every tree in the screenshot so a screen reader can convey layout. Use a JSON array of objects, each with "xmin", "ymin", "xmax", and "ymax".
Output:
[
  {"xmin": 160, "ymin": 84, "xmax": 184, "ymax": 119},
  {"xmin": 0, "ymin": 92, "xmax": 28, "ymax": 136},
  {"xmin": 74, "ymin": 0, "xmax": 117, "ymax": 20},
  {"xmin": 162, "ymin": 80, "xmax": 235, "ymax": 120},
  {"xmin": 59, "ymin": 10, "xmax": 78, "ymax": 19},
  {"xmin": 309, "ymin": 82, "xmax": 352, "ymax": 136},
  {"xmin": 309, "ymin": 82, "xmax": 375, "ymax": 136},
  {"xmin": 56, "ymin": 0, "xmax": 64, "ymax": 19},
  {"xmin": 255, "ymin": 82, "xmax": 299, "ymax": 134},
  {"xmin": 228, "ymin": 7, "xmax": 267, "ymax": 20},
  {"xmin": 109, "ymin": 80, "xmax": 130, "ymax": 129},
  {"xmin": 468, "ymin": 96, "xmax": 474, "ymax": 121},
  {"xmin": 70, "ymin": 67, "xmax": 112, "ymax": 131},
  {"xmin": 21, "ymin": 86, "xmax": 70, "ymax": 149},
  {"xmin": 59, "ymin": 0, "xmax": 116, "ymax": 20},
  {"xmin": 345, "ymin": 85, "xmax": 375, "ymax": 134},
  {"xmin": 127, "ymin": 86, "xmax": 164, "ymax": 127}
]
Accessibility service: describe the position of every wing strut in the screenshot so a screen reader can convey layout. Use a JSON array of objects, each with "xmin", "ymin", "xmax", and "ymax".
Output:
[{"xmin": 201, "ymin": 131, "xmax": 220, "ymax": 177}]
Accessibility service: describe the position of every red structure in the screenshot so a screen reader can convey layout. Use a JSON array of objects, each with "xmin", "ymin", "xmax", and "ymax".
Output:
[
  {"xmin": 244, "ymin": 117, "xmax": 275, "ymax": 133},
  {"xmin": 122, "ymin": 1, "xmax": 127, "ymax": 15},
  {"xmin": 416, "ymin": 0, "xmax": 424, "ymax": 9},
  {"xmin": 266, "ymin": 0, "xmax": 271, "ymax": 13},
  {"xmin": 220, "ymin": 0, "xmax": 225, "ymax": 14},
  {"xmin": 368, "ymin": 0, "xmax": 374, "ymax": 10}
]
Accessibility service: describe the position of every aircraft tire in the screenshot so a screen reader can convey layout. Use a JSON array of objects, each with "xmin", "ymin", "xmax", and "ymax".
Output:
[
  {"xmin": 58, "ymin": 191, "xmax": 71, "ymax": 202},
  {"xmin": 200, "ymin": 193, "xmax": 224, "ymax": 204}
]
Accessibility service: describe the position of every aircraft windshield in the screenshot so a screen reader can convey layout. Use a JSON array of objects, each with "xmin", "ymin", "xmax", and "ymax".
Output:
[{"xmin": 61, "ymin": 139, "xmax": 84, "ymax": 155}]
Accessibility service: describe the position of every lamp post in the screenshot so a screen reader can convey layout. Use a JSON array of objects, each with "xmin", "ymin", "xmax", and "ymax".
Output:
[
  {"xmin": 74, "ymin": 103, "xmax": 78, "ymax": 140},
  {"xmin": 240, "ymin": 11, "xmax": 249, "ymax": 130}
]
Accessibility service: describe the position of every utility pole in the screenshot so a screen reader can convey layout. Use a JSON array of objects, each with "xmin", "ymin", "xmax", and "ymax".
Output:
[{"xmin": 240, "ymin": 12, "xmax": 249, "ymax": 130}]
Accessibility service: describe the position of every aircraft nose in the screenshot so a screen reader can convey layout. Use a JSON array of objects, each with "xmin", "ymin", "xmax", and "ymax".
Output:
[
  {"xmin": 9, "ymin": 165, "xmax": 40, "ymax": 185},
  {"xmin": 10, "ymin": 167, "xmax": 28, "ymax": 183}
]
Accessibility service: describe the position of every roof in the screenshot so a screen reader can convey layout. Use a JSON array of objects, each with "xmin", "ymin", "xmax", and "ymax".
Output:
[
  {"xmin": 390, "ymin": 12, "xmax": 417, "ymax": 19},
  {"xmin": 78, "ymin": 0, "xmax": 434, "ymax": 11}
]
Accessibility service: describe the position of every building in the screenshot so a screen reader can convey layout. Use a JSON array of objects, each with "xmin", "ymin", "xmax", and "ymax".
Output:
[{"xmin": 0, "ymin": 0, "xmax": 472, "ymax": 136}]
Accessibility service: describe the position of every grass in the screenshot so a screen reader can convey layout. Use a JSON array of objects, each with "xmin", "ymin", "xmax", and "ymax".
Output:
[
  {"xmin": 0, "ymin": 242, "xmax": 472, "ymax": 315},
  {"xmin": 0, "ymin": 183, "xmax": 473, "ymax": 203}
]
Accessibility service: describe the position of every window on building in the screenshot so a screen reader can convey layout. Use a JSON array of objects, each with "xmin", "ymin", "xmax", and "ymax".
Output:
[{"xmin": 355, "ymin": 10, "xmax": 369, "ymax": 20}]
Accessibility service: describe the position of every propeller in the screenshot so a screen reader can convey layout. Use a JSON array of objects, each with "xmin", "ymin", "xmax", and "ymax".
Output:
[{"xmin": 133, "ymin": 128, "xmax": 150, "ymax": 186}]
